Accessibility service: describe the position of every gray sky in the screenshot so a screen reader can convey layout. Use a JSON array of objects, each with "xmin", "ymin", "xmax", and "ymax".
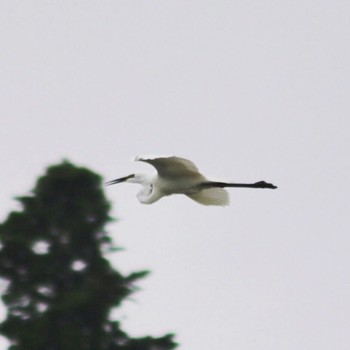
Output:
[{"xmin": 1, "ymin": 1, "xmax": 350, "ymax": 349}]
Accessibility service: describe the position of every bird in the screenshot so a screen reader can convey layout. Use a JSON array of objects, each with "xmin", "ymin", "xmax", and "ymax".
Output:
[{"xmin": 106, "ymin": 155, "xmax": 277, "ymax": 206}]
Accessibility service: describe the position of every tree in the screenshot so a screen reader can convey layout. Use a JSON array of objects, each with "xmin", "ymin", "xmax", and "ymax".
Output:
[{"xmin": 0, "ymin": 161, "xmax": 177, "ymax": 350}]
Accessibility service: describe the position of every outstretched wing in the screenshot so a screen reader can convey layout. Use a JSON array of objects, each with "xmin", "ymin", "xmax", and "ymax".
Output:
[{"xmin": 135, "ymin": 155, "xmax": 205, "ymax": 180}]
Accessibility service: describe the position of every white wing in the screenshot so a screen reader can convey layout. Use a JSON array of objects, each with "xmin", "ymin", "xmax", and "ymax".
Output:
[
  {"xmin": 187, "ymin": 188, "xmax": 230, "ymax": 206},
  {"xmin": 135, "ymin": 155, "xmax": 205, "ymax": 180}
]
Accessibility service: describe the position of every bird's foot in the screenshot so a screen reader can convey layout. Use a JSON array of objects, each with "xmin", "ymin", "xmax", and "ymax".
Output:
[{"xmin": 255, "ymin": 181, "xmax": 277, "ymax": 189}]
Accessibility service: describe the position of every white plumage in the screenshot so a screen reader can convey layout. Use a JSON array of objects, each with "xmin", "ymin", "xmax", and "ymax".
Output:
[
  {"xmin": 106, "ymin": 155, "xmax": 277, "ymax": 206},
  {"xmin": 188, "ymin": 187, "xmax": 230, "ymax": 206}
]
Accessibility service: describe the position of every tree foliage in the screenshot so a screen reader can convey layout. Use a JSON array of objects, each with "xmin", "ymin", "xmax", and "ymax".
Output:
[{"xmin": 0, "ymin": 161, "xmax": 177, "ymax": 350}]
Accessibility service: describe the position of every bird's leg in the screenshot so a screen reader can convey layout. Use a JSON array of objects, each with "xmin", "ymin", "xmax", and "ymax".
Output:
[
  {"xmin": 229, "ymin": 181, "xmax": 277, "ymax": 189},
  {"xmin": 201, "ymin": 180, "xmax": 277, "ymax": 189}
]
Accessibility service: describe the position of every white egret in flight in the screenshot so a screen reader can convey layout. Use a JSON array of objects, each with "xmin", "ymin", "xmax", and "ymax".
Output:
[{"xmin": 106, "ymin": 155, "xmax": 277, "ymax": 206}]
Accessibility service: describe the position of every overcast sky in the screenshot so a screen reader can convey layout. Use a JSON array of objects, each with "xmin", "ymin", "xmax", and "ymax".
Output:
[{"xmin": 1, "ymin": 1, "xmax": 350, "ymax": 349}]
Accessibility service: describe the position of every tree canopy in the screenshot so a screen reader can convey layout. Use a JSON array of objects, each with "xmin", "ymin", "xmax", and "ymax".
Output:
[{"xmin": 0, "ymin": 161, "xmax": 177, "ymax": 350}]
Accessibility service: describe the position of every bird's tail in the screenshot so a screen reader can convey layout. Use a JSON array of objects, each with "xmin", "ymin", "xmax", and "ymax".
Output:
[{"xmin": 187, "ymin": 188, "xmax": 230, "ymax": 206}]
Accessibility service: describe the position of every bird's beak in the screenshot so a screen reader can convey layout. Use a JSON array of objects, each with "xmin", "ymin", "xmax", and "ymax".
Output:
[{"xmin": 105, "ymin": 174, "xmax": 135, "ymax": 186}]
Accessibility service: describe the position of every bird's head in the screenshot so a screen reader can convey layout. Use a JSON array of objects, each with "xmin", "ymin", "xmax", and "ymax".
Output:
[
  {"xmin": 106, "ymin": 173, "xmax": 158, "ymax": 204},
  {"xmin": 105, "ymin": 173, "xmax": 151, "ymax": 186}
]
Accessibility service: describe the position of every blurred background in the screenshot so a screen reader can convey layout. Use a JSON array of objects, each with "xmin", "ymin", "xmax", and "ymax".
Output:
[{"xmin": 1, "ymin": 1, "xmax": 349, "ymax": 349}]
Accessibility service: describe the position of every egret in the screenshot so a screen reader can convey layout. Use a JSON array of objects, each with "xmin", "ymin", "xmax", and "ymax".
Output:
[{"xmin": 106, "ymin": 155, "xmax": 277, "ymax": 206}]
